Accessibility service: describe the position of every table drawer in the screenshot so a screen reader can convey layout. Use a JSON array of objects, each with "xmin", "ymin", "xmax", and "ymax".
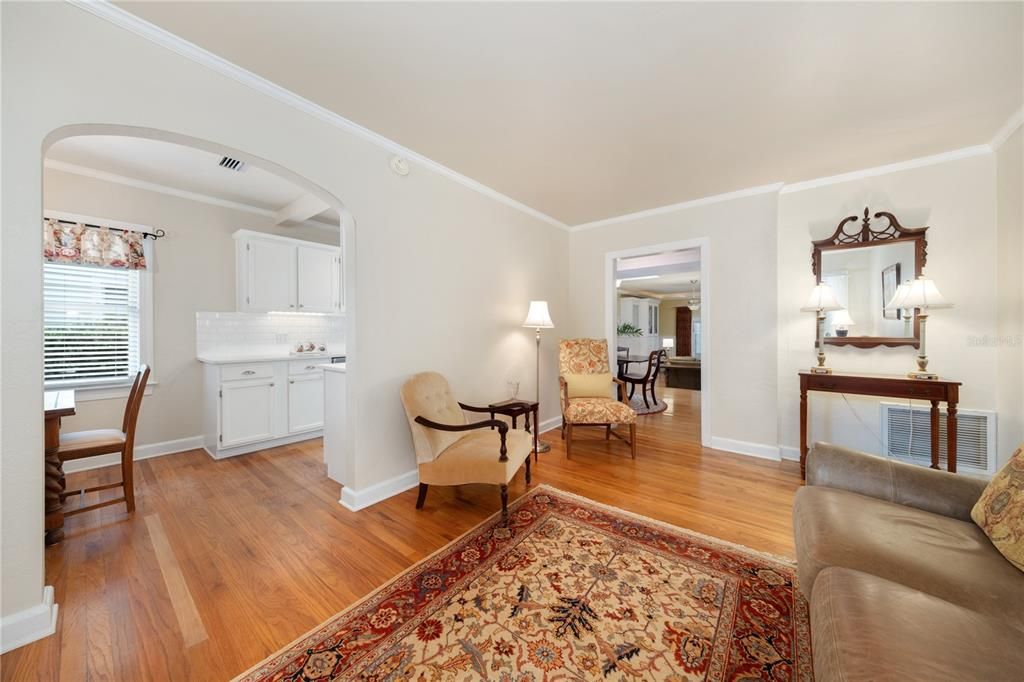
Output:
[
  {"xmin": 806, "ymin": 374, "xmax": 950, "ymax": 400},
  {"xmin": 221, "ymin": 363, "xmax": 274, "ymax": 382},
  {"xmin": 289, "ymin": 359, "xmax": 325, "ymax": 376}
]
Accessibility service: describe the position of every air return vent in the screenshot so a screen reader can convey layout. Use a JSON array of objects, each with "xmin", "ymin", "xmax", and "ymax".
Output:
[
  {"xmin": 218, "ymin": 156, "xmax": 246, "ymax": 172},
  {"xmin": 880, "ymin": 402, "xmax": 996, "ymax": 474}
]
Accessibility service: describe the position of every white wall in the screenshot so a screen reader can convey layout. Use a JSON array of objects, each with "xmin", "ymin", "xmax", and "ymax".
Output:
[
  {"xmin": 995, "ymin": 127, "xmax": 1023, "ymax": 458},
  {"xmin": 44, "ymin": 167, "xmax": 338, "ymax": 447},
  {"xmin": 1, "ymin": 1, "xmax": 567, "ymax": 630},
  {"xmin": 777, "ymin": 153, "xmax": 1005, "ymax": 461},
  {"xmin": 569, "ymin": 192, "xmax": 780, "ymax": 451}
]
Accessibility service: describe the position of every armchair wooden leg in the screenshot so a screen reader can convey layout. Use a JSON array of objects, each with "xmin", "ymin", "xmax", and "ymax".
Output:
[
  {"xmin": 500, "ymin": 484, "xmax": 509, "ymax": 524},
  {"xmin": 416, "ymin": 483, "xmax": 429, "ymax": 509},
  {"xmin": 525, "ymin": 456, "xmax": 532, "ymax": 484},
  {"xmin": 605, "ymin": 424, "xmax": 610, "ymax": 440},
  {"xmin": 630, "ymin": 423, "xmax": 637, "ymax": 459},
  {"xmin": 566, "ymin": 424, "xmax": 573, "ymax": 459}
]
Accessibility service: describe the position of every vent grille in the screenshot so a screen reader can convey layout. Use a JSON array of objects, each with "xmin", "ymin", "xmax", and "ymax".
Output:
[
  {"xmin": 218, "ymin": 156, "xmax": 246, "ymax": 172},
  {"xmin": 880, "ymin": 402, "xmax": 995, "ymax": 474}
]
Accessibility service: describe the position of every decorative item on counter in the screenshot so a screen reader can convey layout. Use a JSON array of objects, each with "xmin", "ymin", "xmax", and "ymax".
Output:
[{"xmin": 801, "ymin": 283, "xmax": 842, "ymax": 374}]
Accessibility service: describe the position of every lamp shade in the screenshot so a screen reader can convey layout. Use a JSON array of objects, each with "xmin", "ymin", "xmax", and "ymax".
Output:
[
  {"xmin": 895, "ymin": 276, "xmax": 953, "ymax": 310},
  {"xmin": 522, "ymin": 300, "xmax": 554, "ymax": 328},
  {"xmin": 885, "ymin": 281, "xmax": 912, "ymax": 311},
  {"xmin": 800, "ymin": 284, "xmax": 842, "ymax": 312},
  {"xmin": 830, "ymin": 309, "xmax": 855, "ymax": 327},
  {"xmin": 662, "ymin": 337, "xmax": 674, "ymax": 349}
]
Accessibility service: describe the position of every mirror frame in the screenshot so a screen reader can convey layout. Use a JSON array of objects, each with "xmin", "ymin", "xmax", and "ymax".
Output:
[{"xmin": 811, "ymin": 207, "xmax": 927, "ymax": 349}]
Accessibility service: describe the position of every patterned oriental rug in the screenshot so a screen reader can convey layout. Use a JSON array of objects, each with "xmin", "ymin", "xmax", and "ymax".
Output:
[{"xmin": 235, "ymin": 486, "xmax": 812, "ymax": 682}]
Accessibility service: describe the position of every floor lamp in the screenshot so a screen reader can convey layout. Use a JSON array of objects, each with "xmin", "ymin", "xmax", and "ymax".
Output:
[{"xmin": 522, "ymin": 300, "xmax": 554, "ymax": 453}]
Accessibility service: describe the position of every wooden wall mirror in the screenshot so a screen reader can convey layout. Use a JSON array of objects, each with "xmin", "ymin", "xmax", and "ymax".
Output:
[{"xmin": 811, "ymin": 207, "xmax": 926, "ymax": 348}]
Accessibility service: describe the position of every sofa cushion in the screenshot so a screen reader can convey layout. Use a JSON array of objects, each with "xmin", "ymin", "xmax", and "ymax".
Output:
[
  {"xmin": 418, "ymin": 429, "xmax": 532, "ymax": 486},
  {"xmin": 794, "ymin": 485, "xmax": 1024, "ymax": 631},
  {"xmin": 811, "ymin": 567, "xmax": 1024, "ymax": 682},
  {"xmin": 564, "ymin": 397, "xmax": 636, "ymax": 425},
  {"xmin": 971, "ymin": 443, "xmax": 1024, "ymax": 572}
]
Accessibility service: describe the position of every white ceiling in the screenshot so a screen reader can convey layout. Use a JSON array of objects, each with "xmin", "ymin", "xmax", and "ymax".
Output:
[
  {"xmin": 117, "ymin": 2, "xmax": 1022, "ymax": 226},
  {"xmin": 616, "ymin": 249, "xmax": 701, "ymax": 296},
  {"xmin": 46, "ymin": 135, "xmax": 340, "ymax": 228}
]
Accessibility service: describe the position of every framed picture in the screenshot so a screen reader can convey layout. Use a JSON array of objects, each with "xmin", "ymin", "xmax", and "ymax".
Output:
[{"xmin": 882, "ymin": 263, "xmax": 901, "ymax": 320}]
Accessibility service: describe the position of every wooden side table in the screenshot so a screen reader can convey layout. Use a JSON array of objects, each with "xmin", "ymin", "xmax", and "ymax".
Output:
[{"xmin": 488, "ymin": 399, "xmax": 540, "ymax": 461}]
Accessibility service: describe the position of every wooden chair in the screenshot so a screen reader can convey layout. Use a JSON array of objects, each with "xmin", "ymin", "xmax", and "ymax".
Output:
[
  {"xmin": 400, "ymin": 372, "xmax": 533, "ymax": 523},
  {"xmin": 58, "ymin": 365, "xmax": 150, "ymax": 516},
  {"xmin": 558, "ymin": 339, "xmax": 638, "ymax": 459},
  {"xmin": 620, "ymin": 350, "xmax": 666, "ymax": 408}
]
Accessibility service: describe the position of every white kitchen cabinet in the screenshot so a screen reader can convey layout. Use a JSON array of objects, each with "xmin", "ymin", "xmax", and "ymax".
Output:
[
  {"xmin": 234, "ymin": 230, "xmax": 342, "ymax": 314},
  {"xmin": 220, "ymin": 379, "xmax": 276, "ymax": 447},
  {"xmin": 201, "ymin": 359, "xmax": 326, "ymax": 459},
  {"xmin": 296, "ymin": 246, "xmax": 340, "ymax": 313},
  {"xmin": 288, "ymin": 373, "xmax": 324, "ymax": 433}
]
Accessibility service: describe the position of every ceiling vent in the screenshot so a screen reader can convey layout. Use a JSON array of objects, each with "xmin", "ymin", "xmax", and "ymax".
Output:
[{"xmin": 218, "ymin": 156, "xmax": 246, "ymax": 172}]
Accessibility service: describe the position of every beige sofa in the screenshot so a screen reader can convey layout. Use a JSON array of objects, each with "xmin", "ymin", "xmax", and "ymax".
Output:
[{"xmin": 794, "ymin": 443, "xmax": 1024, "ymax": 681}]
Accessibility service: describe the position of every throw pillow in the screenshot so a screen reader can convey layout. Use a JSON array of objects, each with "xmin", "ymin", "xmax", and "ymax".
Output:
[
  {"xmin": 564, "ymin": 372, "xmax": 614, "ymax": 399},
  {"xmin": 971, "ymin": 443, "xmax": 1024, "ymax": 572}
]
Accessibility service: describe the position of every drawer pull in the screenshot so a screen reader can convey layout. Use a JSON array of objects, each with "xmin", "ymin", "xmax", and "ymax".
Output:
[
  {"xmin": 242, "ymin": 370, "xmax": 256, "ymax": 376},
  {"xmin": 305, "ymin": 365, "xmax": 317, "ymax": 370}
]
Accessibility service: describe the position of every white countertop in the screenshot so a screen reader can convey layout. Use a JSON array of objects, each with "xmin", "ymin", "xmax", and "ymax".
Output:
[{"xmin": 197, "ymin": 351, "xmax": 342, "ymax": 364}]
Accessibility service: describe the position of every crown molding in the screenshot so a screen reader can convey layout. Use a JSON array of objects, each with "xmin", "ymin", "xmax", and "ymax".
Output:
[
  {"xmin": 571, "ymin": 183, "xmax": 785, "ymax": 232},
  {"xmin": 779, "ymin": 145, "xmax": 992, "ymax": 195},
  {"xmin": 44, "ymin": 159, "xmax": 337, "ymax": 231},
  {"xmin": 990, "ymin": 107, "xmax": 1023, "ymax": 151},
  {"xmin": 66, "ymin": 0, "xmax": 569, "ymax": 231}
]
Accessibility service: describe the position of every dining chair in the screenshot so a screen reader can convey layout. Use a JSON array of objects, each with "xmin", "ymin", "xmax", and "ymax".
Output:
[
  {"xmin": 620, "ymin": 350, "xmax": 666, "ymax": 408},
  {"xmin": 58, "ymin": 365, "xmax": 150, "ymax": 516}
]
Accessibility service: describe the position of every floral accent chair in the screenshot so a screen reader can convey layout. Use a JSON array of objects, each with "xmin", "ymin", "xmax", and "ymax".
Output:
[{"xmin": 558, "ymin": 339, "xmax": 637, "ymax": 459}]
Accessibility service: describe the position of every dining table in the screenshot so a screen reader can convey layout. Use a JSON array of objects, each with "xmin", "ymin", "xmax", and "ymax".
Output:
[
  {"xmin": 44, "ymin": 389, "xmax": 76, "ymax": 546},
  {"xmin": 616, "ymin": 354, "xmax": 651, "ymax": 377}
]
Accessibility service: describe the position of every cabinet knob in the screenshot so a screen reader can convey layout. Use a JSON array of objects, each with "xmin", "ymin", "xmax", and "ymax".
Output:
[
  {"xmin": 289, "ymin": 304, "xmax": 295, "ymax": 308},
  {"xmin": 289, "ymin": 380, "xmax": 295, "ymax": 384},
  {"xmin": 299, "ymin": 304, "xmax": 304, "ymax": 308}
]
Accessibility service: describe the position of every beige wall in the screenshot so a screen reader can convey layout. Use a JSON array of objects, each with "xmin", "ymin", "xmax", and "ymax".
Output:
[
  {"xmin": 1, "ymin": 2, "xmax": 567, "ymax": 622},
  {"xmin": 43, "ymin": 167, "xmax": 338, "ymax": 447},
  {"xmin": 569, "ymin": 192, "xmax": 779, "ymax": 450},
  {"xmin": 777, "ymin": 153, "xmax": 1006, "ymax": 461},
  {"xmin": 996, "ymin": 127, "xmax": 1023, "ymax": 457}
]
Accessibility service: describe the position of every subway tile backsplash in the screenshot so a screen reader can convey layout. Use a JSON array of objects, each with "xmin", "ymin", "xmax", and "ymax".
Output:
[{"xmin": 196, "ymin": 312, "xmax": 345, "ymax": 356}]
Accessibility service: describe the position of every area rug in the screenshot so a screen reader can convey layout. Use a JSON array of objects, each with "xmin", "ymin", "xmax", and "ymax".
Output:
[
  {"xmin": 628, "ymin": 394, "xmax": 669, "ymax": 415},
  {"xmin": 234, "ymin": 485, "xmax": 812, "ymax": 681}
]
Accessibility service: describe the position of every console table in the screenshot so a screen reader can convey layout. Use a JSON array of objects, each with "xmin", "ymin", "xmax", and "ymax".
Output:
[{"xmin": 799, "ymin": 371, "xmax": 961, "ymax": 479}]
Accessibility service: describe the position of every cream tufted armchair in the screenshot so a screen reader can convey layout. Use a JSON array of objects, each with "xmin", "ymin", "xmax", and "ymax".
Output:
[
  {"xmin": 559, "ymin": 339, "xmax": 637, "ymax": 459},
  {"xmin": 400, "ymin": 372, "xmax": 534, "ymax": 522}
]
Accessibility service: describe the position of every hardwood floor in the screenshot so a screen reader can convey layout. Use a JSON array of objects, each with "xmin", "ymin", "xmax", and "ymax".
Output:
[{"xmin": 2, "ymin": 388, "xmax": 801, "ymax": 681}]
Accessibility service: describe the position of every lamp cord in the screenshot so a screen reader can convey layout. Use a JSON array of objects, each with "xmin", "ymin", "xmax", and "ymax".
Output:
[{"xmin": 837, "ymin": 393, "xmax": 916, "ymax": 458}]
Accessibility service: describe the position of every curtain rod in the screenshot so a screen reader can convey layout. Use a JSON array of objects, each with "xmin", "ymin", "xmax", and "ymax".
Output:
[{"xmin": 48, "ymin": 217, "xmax": 166, "ymax": 240}]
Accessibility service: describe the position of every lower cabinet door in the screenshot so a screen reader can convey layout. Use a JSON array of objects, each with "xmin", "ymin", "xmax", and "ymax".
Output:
[
  {"xmin": 288, "ymin": 374, "xmax": 324, "ymax": 433},
  {"xmin": 220, "ymin": 380, "xmax": 275, "ymax": 447}
]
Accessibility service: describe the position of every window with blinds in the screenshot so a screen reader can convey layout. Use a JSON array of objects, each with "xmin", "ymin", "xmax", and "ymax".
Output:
[{"xmin": 43, "ymin": 262, "xmax": 141, "ymax": 385}]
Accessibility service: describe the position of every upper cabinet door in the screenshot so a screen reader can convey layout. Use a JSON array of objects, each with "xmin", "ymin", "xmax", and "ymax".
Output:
[
  {"xmin": 246, "ymin": 240, "xmax": 296, "ymax": 312},
  {"xmin": 296, "ymin": 246, "xmax": 339, "ymax": 313}
]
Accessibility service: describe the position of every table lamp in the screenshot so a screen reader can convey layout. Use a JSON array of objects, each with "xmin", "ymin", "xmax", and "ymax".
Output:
[
  {"xmin": 886, "ymin": 276, "xmax": 953, "ymax": 380},
  {"xmin": 801, "ymin": 284, "xmax": 842, "ymax": 374},
  {"xmin": 662, "ymin": 337, "xmax": 674, "ymax": 353},
  {"xmin": 830, "ymin": 309, "xmax": 855, "ymax": 337},
  {"xmin": 522, "ymin": 301, "xmax": 554, "ymax": 453}
]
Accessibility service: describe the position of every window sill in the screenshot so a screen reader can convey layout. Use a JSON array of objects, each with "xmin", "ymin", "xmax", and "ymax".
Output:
[{"xmin": 44, "ymin": 380, "xmax": 157, "ymax": 402}]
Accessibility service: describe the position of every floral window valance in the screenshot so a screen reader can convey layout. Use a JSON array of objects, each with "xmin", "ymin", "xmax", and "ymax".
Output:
[{"xmin": 43, "ymin": 218, "xmax": 147, "ymax": 270}]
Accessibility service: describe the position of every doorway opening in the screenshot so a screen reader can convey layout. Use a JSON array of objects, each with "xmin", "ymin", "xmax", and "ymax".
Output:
[
  {"xmin": 604, "ymin": 238, "xmax": 710, "ymax": 447},
  {"xmin": 39, "ymin": 125, "xmax": 355, "ymax": 549}
]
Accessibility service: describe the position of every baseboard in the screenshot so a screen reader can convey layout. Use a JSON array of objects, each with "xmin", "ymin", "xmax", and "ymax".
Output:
[
  {"xmin": 0, "ymin": 586, "xmax": 58, "ymax": 654},
  {"xmin": 62, "ymin": 435, "xmax": 205, "ymax": 473},
  {"xmin": 778, "ymin": 445, "xmax": 801, "ymax": 462},
  {"xmin": 340, "ymin": 470, "xmax": 419, "ymax": 512},
  {"xmin": 709, "ymin": 437, "xmax": 781, "ymax": 461},
  {"xmin": 538, "ymin": 416, "xmax": 562, "ymax": 435},
  {"xmin": 204, "ymin": 430, "xmax": 321, "ymax": 460}
]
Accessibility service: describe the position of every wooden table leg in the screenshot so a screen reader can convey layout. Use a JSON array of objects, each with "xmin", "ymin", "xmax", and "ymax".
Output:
[
  {"xmin": 44, "ymin": 416, "xmax": 65, "ymax": 546},
  {"xmin": 929, "ymin": 400, "xmax": 940, "ymax": 470},
  {"xmin": 947, "ymin": 400, "xmax": 958, "ymax": 473},
  {"xmin": 799, "ymin": 385, "xmax": 808, "ymax": 480}
]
